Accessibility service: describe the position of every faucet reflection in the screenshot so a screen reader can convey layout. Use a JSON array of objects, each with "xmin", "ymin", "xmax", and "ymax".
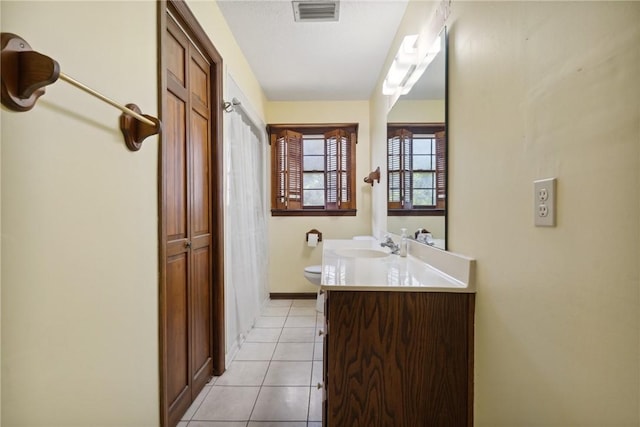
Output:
[{"xmin": 380, "ymin": 236, "xmax": 400, "ymax": 255}]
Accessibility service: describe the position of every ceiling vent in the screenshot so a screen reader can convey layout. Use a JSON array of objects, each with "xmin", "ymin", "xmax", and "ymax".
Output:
[{"xmin": 292, "ymin": 1, "xmax": 340, "ymax": 22}]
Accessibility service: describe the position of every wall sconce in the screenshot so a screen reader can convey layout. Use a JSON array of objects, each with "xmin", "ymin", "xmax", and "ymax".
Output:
[{"xmin": 382, "ymin": 34, "xmax": 442, "ymax": 97}]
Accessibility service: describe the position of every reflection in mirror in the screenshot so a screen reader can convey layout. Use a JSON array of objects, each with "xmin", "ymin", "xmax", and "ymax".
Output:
[{"xmin": 386, "ymin": 27, "xmax": 447, "ymax": 250}]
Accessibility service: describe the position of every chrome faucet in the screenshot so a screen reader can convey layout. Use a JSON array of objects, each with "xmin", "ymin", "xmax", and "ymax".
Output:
[{"xmin": 380, "ymin": 236, "xmax": 400, "ymax": 255}]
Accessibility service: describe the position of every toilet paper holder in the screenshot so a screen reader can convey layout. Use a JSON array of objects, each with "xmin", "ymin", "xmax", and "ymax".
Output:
[{"xmin": 306, "ymin": 229, "xmax": 323, "ymax": 243}]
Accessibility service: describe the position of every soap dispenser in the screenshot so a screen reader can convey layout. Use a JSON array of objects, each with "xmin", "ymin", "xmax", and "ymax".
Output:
[{"xmin": 399, "ymin": 228, "xmax": 408, "ymax": 257}]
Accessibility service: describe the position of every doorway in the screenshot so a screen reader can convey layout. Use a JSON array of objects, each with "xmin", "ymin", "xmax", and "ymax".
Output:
[{"xmin": 158, "ymin": 1, "xmax": 225, "ymax": 426}]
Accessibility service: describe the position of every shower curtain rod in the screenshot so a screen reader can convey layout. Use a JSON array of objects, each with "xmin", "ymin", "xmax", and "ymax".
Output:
[
  {"xmin": 223, "ymin": 98, "xmax": 241, "ymax": 113},
  {"xmin": 223, "ymin": 96, "xmax": 266, "ymax": 143},
  {"xmin": 0, "ymin": 32, "xmax": 161, "ymax": 151}
]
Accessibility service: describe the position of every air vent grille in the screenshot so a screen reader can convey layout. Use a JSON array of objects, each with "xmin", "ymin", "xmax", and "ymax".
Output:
[{"xmin": 293, "ymin": 1, "xmax": 340, "ymax": 22}]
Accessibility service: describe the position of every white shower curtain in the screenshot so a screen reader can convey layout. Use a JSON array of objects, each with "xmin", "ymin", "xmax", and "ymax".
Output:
[{"xmin": 224, "ymin": 85, "xmax": 268, "ymax": 357}]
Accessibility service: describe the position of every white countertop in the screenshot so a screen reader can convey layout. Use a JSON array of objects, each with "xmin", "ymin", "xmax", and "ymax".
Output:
[{"xmin": 320, "ymin": 239, "xmax": 475, "ymax": 293}]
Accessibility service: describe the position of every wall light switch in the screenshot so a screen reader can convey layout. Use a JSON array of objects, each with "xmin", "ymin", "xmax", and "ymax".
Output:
[{"xmin": 534, "ymin": 178, "xmax": 556, "ymax": 227}]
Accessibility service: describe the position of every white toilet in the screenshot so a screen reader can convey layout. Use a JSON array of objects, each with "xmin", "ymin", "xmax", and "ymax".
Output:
[
  {"xmin": 304, "ymin": 236, "xmax": 374, "ymax": 313},
  {"xmin": 303, "ymin": 265, "xmax": 324, "ymax": 313}
]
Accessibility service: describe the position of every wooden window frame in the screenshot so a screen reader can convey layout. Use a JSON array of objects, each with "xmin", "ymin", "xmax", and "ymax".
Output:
[
  {"xmin": 269, "ymin": 123, "xmax": 358, "ymax": 217},
  {"xmin": 387, "ymin": 123, "xmax": 446, "ymax": 217}
]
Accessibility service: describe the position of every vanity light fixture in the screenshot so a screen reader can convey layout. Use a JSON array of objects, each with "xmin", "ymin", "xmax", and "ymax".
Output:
[
  {"xmin": 382, "ymin": 34, "xmax": 442, "ymax": 97},
  {"xmin": 382, "ymin": 35, "xmax": 419, "ymax": 96},
  {"xmin": 402, "ymin": 35, "xmax": 442, "ymax": 95}
]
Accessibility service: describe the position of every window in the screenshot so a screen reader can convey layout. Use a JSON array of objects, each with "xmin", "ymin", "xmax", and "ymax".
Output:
[
  {"xmin": 269, "ymin": 124, "xmax": 357, "ymax": 216},
  {"xmin": 387, "ymin": 124, "xmax": 445, "ymax": 215}
]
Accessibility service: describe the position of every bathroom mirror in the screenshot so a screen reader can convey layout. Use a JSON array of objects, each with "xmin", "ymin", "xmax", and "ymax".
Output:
[{"xmin": 386, "ymin": 27, "xmax": 447, "ymax": 250}]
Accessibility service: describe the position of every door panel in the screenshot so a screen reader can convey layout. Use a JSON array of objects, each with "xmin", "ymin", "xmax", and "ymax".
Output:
[
  {"xmin": 191, "ymin": 111, "xmax": 210, "ymax": 236},
  {"xmin": 166, "ymin": 31, "xmax": 185, "ymax": 85},
  {"xmin": 166, "ymin": 93, "xmax": 187, "ymax": 241},
  {"xmin": 191, "ymin": 245, "xmax": 212, "ymax": 381},
  {"xmin": 166, "ymin": 253, "xmax": 189, "ymax": 405},
  {"xmin": 190, "ymin": 54, "xmax": 209, "ymax": 109}
]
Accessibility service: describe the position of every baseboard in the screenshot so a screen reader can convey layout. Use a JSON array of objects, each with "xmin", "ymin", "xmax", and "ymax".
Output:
[{"xmin": 270, "ymin": 292, "xmax": 317, "ymax": 300}]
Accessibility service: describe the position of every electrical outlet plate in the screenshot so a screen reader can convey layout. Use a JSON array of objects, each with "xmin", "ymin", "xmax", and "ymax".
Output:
[{"xmin": 534, "ymin": 178, "xmax": 556, "ymax": 227}]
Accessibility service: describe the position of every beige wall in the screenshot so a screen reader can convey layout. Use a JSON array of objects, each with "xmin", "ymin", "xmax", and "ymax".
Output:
[
  {"xmin": 266, "ymin": 101, "xmax": 372, "ymax": 293},
  {"xmin": 0, "ymin": 1, "xmax": 265, "ymax": 426},
  {"xmin": 372, "ymin": 0, "xmax": 640, "ymax": 425},
  {"xmin": 1, "ymin": 1, "xmax": 159, "ymax": 426},
  {"xmin": 186, "ymin": 0, "xmax": 267, "ymax": 119},
  {"xmin": 387, "ymin": 99, "xmax": 445, "ymax": 123},
  {"xmin": 446, "ymin": 1, "xmax": 639, "ymax": 425}
]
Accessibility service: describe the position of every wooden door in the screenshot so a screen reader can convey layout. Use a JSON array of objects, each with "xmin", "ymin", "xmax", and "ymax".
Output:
[{"xmin": 160, "ymin": 3, "xmax": 224, "ymax": 426}]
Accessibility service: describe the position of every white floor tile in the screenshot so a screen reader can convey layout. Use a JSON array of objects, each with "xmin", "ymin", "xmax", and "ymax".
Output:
[
  {"xmin": 263, "ymin": 361, "xmax": 313, "ymax": 386},
  {"xmin": 246, "ymin": 327, "xmax": 282, "ymax": 343},
  {"xmin": 284, "ymin": 316, "xmax": 316, "ymax": 328},
  {"xmin": 311, "ymin": 361, "xmax": 323, "ymax": 386},
  {"xmin": 279, "ymin": 327, "xmax": 315, "ymax": 343},
  {"xmin": 182, "ymin": 385, "xmax": 212, "ymax": 420},
  {"xmin": 291, "ymin": 300, "xmax": 316, "ymax": 307},
  {"xmin": 250, "ymin": 386, "xmax": 310, "ymax": 421},
  {"xmin": 267, "ymin": 299, "xmax": 293, "ymax": 307},
  {"xmin": 272, "ymin": 342, "xmax": 314, "ymax": 361},
  {"xmin": 313, "ymin": 342, "xmax": 323, "ymax": 361},
  {"xmin": 216, "ymin": 361, "xmax": 270, "ymax": 386},
  {"xmin": 256, "ymin": 316, "xmax": 287, "ymax": 328},
  {"xmin": 262, "ymin": 307, "xmax": 291, "ymax": 317},
  {"xmin": 184, "ymin": 299, "xmax": 326, "ymax": 425},
  {"xmin": 247, "ymin": 422, "xmax": 307, "ymax": 427},
  {"xmin": 193, "ymin": 386, "xmax": 259, "ymax": 421},
  {"xmin": 308, "ymin": 387, "xmax": 323, "ymax": 422},
  {"xmin": 188, "ymin": 422, "xmax": 247, "ymax": 426},
  {"xmin": 235, "ymin": 342, "xmax": 277, "ymax": 361},
  {"xmin": 288, "ymin": 307, "xmax": 317, "ymax": 316}
]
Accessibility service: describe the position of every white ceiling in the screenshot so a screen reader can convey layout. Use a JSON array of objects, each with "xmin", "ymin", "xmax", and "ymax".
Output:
[{"xmin": 218, "ymin": 0, "xmax": 410, "ymax": 101}]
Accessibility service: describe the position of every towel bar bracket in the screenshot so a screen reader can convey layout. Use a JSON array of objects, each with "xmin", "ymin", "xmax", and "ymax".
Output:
[
  {"xmin": 1, "ymin": 32, "xmax": 161, "ymax": 151},
  {"xmin": 120, "ymin": 103, "xmax": 162, "ymax": 151},
  {"xmin": 1, "ymin": 33, "xmax": 59, "ymax": 112}
]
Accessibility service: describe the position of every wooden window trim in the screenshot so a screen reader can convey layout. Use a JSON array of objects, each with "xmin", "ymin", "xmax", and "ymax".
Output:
[
  {"xmin": 387, "ymin": 123, "xmax": 445, "ymax": 214},
  {"xmin": 271, "ymin": 209, "xmax": 357, "ymax": 217},
  {"xmin": 269, "ymin": 123, "xmax": 358, "ymax": 216},
  {"xmin": 388, "ymin": 209, "xmax": 445, "ymax": 217}
]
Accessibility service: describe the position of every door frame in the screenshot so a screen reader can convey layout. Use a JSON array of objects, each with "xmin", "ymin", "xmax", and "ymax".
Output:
[{"xmin": 158, "ymin": 1, "xmax": 225, "ymax": 425}]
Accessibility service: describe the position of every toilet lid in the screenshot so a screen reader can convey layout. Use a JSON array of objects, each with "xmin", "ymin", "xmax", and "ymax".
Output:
[{"xmin": 304, "ymin": 265, "xmax": 322, "ymax": 274}]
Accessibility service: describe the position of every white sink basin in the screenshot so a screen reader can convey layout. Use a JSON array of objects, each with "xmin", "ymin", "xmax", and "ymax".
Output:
[{"xmin": 334, "ymin": 248, "xmax": 390, "ymax": 258}]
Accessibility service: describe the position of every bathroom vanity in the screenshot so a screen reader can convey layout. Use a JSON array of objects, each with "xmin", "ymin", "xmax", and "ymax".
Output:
[{"xmin": 320, "ymin": 239, "xmax": 475, "ymax": 427}]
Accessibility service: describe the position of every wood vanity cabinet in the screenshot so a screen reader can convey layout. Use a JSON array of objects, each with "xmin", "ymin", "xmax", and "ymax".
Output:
[{"xmin": 322, "ymin": 290, "xmax": 474, "ymax": 427}]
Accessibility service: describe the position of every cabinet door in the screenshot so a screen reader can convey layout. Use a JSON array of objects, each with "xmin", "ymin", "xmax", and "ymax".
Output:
[{"xmin": 325, "ymin": 291, "xmax": 473, "ymax": 427}]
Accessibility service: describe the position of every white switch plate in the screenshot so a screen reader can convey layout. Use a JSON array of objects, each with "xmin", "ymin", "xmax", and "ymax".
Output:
[{"xmin": 534, "ymin": 178, "xmax": 556, "ymax": 227}]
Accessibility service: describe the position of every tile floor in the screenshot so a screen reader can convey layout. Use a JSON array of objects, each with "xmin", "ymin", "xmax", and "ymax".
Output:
[{"xmin": 179, "ymin": 299, "xmax": 324, "ymax": 427}]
